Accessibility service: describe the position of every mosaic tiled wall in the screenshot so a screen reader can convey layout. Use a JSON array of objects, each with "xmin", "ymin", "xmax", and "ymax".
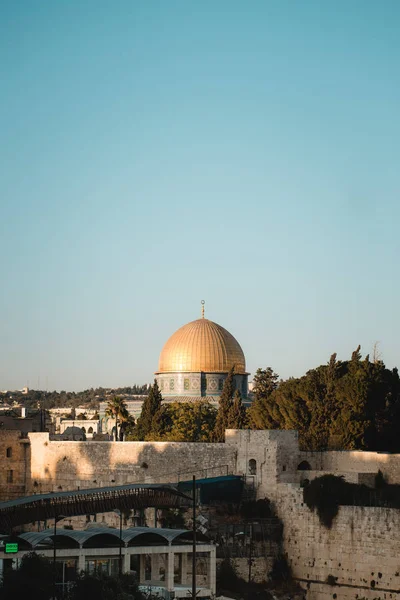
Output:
[{"xmin": 156, "ymin": 372, "xmax": 248, "ymax": 398}]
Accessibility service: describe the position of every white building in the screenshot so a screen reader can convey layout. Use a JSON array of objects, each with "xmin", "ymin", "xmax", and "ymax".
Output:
[{"xmin": 0, "ymin": 526, "xmax": 215, "ymax": 598}]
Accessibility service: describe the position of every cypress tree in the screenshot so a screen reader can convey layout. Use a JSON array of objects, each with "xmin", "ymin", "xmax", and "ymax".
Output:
[
  {"xmin": 150, "ymin": 405, "xmax": 170, "ymax": 440},
  {"xmin": 228, "ymin": 389, "xmax": 247, "ymax": 429},
  {"xmin": 214, "ymin": 366, "xmax": 235, "ymax": 441},
  {"xmin": 134, "ymin": 380, "xmax": 162, "ymax": 440},
  {"xmin": 248, "ymin": 367, "xmax": 280, "ymax": 429}
]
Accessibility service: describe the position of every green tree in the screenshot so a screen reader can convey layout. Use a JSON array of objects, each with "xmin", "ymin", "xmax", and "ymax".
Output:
[
  {"xmin": 0, "ymin": 552, "xmax": 53, "ymax": 600},
  {"xmin": 248, "ymin": 367, "xmax": 280, "ymax": 429},
  {"xmin": 132, "ymin": 380, "xmax": 162, "ymax": 441},
  {"xmin": 248, "ymin": 347, "xmax": 400, "ymax": 452},
  {"xmin": 165, "ymin": 401, "xmax": 217, "ymax": 442},
  {"xmin": 146, "ymin": 401, "xmax": 216, "ymax": 442},
  {"xmin": 253, "ymin": 366, "xmax": 280, "ymax": 398},
  {"xmin": 105, "ymin": 396, "xmax": 129, "ymax": 441},
  {"xmin": 228, "ymin": 389, "xmax": 247, "ymax": 429},
  {"xmin": 119, "ymin": 412, "xmax": 135, "ymax": 441},
  {"xmin": 332, "ymin": 351, "xmax": 379, "ymax": 450},
  {"xmin": 214, "ymin": 367, "xmax": 235, "ymax": 441},
  {"xmin": 0, "ymin": 553, "xmax": 141, "ymax": 600},
  {"xmin": 149, "ymin": 404, "xmax": 172, "ymax": 440},
  {"xmin": 71, "ymin": 572, "xmax": 139, "ymax": 600}
]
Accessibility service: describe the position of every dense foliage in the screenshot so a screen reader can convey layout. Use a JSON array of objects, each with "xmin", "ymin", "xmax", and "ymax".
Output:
[
  {"xmin": 0, "ymin": 553, "xmax": 141, "ymax": 600},
  {"xmin": 214, "ymin": 367, "xmax": 236, "ymax": 441},
  {"xmin": 130, "ymin": 380, "xmax": 162, "ymax": 440},
  {"xmin": 5, "ymin": 346, "xmax": 400, "ymax": 453},
  {"xmin": 217, "ymin": 557, "xmax": 282, "ymax": 599},
  {"xmin": 249, "ymin": 348, "xmax": 400, "ymax": 451},
  {"xmin": 105, "ymin": 396, "xmax": 134, "ymax": 441},
  {"xmin": 248, "ymin": 367, "xmax": 279, "ymax": 430},
  {"xmin": 228, "ymin": 389, "xmax": 248, "ymax": 429},
  {"xmin": 72, "ymin": 571, "xmax": 140, "ymax": 600},
  {"xmin": 0, "ymin": 552, "xmax": 53, "ymax": 600},
  {"xmin": 134, "ymin": 400, "xmax": 217, "ymax": 442},
  {"xmin": 240, "ymin": 498, "xmax": 275, "ymax": 520}
]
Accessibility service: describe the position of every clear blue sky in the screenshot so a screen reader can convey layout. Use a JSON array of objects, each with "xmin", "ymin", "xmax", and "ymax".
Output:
[{"xmin": 1, "ymin": 1, "xmax": 399, "ymax": 391}]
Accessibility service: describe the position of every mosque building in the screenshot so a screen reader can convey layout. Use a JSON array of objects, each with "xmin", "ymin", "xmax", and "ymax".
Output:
[
  {"xmin": 99, "ymin": 303, "xmax": 249, "ymax": 433},
  {"xmin": 155, "ymin": 302, "xmax": 249, "ymax": 406}
]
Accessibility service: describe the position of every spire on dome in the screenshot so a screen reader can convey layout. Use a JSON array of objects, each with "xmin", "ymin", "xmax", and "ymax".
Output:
[{"xmin": 201, "ymin": 300, "xmax": 205, "ymax": 319}]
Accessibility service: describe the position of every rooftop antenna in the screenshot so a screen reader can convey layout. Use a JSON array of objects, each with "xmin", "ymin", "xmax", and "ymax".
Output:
[{"xmin": 201, "ymin": 300, "xmax": 205, "ymax": 319}]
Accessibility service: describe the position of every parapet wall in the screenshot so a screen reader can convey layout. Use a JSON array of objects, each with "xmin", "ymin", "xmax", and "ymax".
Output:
[
  {"xmin": 26, "ymin": 433, "xmax": 237, "ymax": 493},
  {"xmin": 25, "ymin": 429, "xmax": 300, "ymax": 495},
  {"xmin": 300, "ymin": 450, "xmax": 400, "ymax": 484}
]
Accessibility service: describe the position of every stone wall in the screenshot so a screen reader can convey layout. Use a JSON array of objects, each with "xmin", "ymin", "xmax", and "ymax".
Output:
[
  {"xmin": 0, "ymin": 431, "xmax": 28, "ymax": 501},
  {"xmin": 26, "ymin": 433, "xmax": 237, "ymax": 494},
  {"xmin": 228, "ymin": 430, "xmax": 400, "ymax": 600},
  {"xmin": 216, "ymin": 557, "xmax": 274, "ymax": 584},
  {"xmin": 294, "ymin": 470, "xmax": 376, "ymax": 488},
  {"xmin": 2, "ymin": 428, "xmax": 400, "ymax": 599},
  {"xmin": 226, "ymin": 428, "xmax": 300, "ymax": 493},
  {"xmin": 300, "ymin": 450, "xmax": 400, "ymax": 485},
  {"xmin": 276, "ymin": 483, "xmax": 400, "ymax": 600}
]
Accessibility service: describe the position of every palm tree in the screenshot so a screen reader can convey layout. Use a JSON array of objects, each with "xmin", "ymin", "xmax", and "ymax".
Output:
[
  {"xmin": 105, "ymin": 396, "xmax": 129, "ymax": 441},
  {"xmin": 119, "ymin": 412, "xmax": 135, "ymax": 441}
]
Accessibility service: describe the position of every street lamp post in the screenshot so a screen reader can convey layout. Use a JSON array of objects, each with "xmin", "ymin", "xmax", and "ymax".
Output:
[
  {"xmin": 53, "ymin": 515, "xmax": 65, "ymax": 600},
  {"xmin": 113, "ymin": 509, "xmax": 123, "ymax": 577},
  {"xmin": 248, "ymin": 523, "xmax": 253, "ymax": 584},
  {"xmin": 192, "ymin": 475, "xmax": 196, "ymax": 600}
]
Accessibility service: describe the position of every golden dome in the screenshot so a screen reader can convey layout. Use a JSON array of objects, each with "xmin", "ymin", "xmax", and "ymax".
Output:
[{"xmin": 157, "ymin": 318, "xmax": 246, "ymax": 374}]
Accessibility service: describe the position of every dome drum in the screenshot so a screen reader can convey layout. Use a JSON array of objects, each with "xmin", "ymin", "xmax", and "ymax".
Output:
[{"xmin": 156, "ymin": 371, "xmax": 248, "ymax": 398}]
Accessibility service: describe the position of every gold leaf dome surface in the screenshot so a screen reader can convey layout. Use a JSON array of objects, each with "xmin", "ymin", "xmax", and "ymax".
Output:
[{"xmin": 157, "ymin": 318, "xmax": 246, "ymax": 374}]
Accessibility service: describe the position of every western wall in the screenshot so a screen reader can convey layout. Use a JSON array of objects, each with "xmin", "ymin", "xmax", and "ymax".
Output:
[{"xmin": 1, "ymin": 428, "xmax": 400, "ymax": 600}]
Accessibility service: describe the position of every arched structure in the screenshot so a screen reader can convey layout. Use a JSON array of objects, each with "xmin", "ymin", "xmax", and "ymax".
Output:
[
  {"xmin": 297, "ymin": 460, "xmax": 312, "ymax": 471},
  {"xmin": 248, "ymin": 459, "xmax": 257, "ymax": 475},
  {"xmin": 14, "ymin": 526, "xmax": 209, "ymax": 550},
  {"xmin": 2, "ymin": 526, "xmax": 217, "ymax": 597}
]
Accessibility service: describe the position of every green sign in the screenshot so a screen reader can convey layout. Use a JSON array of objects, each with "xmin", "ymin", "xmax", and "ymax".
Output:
[{"xmin": 5, "ymin": 543, "xmax": 18, "ymax": 554}]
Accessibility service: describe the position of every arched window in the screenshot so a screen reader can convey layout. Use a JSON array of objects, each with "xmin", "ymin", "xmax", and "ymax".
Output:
[
  {"xmin": 6, "ymin": 447, "xmax": 12, "ymax": 458},
  {"xmin": 81, "ymin": 427, "xmax": 86, "ymax": 433},
  {"xmin": 297, "ymin": 460, "xmax": 311, "ymax": 471},
  {"xmin": 88, "ymin": 427, "xmax": 93, "ymax": 434},
  {"xmin": 249, "ymin": 459, "xmax": 257, "ymax": 475}
]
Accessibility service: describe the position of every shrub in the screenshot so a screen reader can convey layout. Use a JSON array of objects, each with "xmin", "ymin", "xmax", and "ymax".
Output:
[
  {"xmin": 269, "ymin": 555, "xmax": 292, "ymax": 583},
  {"xmin": 326, "ymin": 574, "xmax": 337, "ymax": 586},
  {"xmin": 217, "ymin": 558, "xmax": 239, "ymax": 591},
  {"xmin": 240, "ymin": 498, "xmax": 274, "ymax": 519}
]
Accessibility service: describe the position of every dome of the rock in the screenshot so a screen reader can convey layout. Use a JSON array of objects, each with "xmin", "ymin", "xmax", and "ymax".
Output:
[{"xmin": 155, "ymin": 307, "xmax": 249, "ymax": 402}]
